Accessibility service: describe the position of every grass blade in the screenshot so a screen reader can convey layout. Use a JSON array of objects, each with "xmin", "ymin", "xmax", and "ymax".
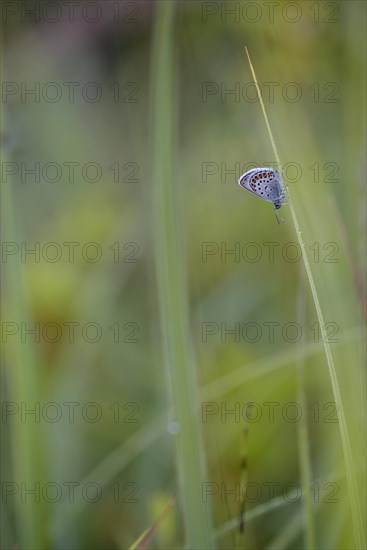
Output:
[
  {"xmin": 151, "ymin": 4, "xmax": 214, "ymax": 547},
  {"xmin": 244, "ymin": 46, "xmax": 365, "ymax": 549},
  {"xmin": 1, "ymin": 155, "xmax": 46, "ymax": 548},
  {"xmin": 296, "ymin": 270, "xmax": 315, "ymax": 550}
]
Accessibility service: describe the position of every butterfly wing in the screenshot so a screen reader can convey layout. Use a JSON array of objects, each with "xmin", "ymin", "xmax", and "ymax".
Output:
[
  {"xmin": 238, "ymin": 168, "xmax": 282, "ymax": 203},
  {"xmin": 238, "ymin": 168, "xmax": 263, "ymax": 196}
]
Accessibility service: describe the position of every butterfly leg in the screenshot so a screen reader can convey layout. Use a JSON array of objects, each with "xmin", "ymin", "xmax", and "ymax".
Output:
[{"xmin": 274, "ymin": 206, "xmax": 286, "ymax": 225}]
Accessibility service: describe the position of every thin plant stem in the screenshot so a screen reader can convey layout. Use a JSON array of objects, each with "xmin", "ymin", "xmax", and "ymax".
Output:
[
  {"xmin": 245, "ymin": 46, "xmax": 365, "ymax": 549},
  {"xmin": 296, "ymin": 270, "xmax": 315, "ymax": 550}
]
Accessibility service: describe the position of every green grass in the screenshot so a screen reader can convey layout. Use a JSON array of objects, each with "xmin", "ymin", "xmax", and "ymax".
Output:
[
  {"xmin": 1, "ymin": 155, "xmax": 47, "ymax": 548},
  {"xmin": 296, "ymin": 271, "xmax": 315, "ymax": 550},
  {"xmin": 2, "ymin": 2, "xmax": 366, "ymax": 549},
  {"xmin": 245, "ymin": 46, "xmax": 365, "ymax": 549},
  {"xmin": 151, "ymin": 3, "xmax": 214, "ymax": 547}
]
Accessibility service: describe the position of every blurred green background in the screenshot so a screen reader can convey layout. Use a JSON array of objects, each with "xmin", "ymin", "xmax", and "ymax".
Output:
[{"xmin": 1, "ymin": 1, "xmax": 366, "ymax": 549}]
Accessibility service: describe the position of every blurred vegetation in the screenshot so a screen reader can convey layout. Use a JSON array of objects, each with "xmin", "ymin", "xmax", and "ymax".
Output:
[{"xmin": 1, "ymin": 1, "xmax": 366, "ymax": 549}]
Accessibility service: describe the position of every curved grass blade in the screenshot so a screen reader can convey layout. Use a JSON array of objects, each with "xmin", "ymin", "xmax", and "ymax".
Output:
[{"xmin": 244, "ymin": 46, "xmax": 365, "ymax": 549}]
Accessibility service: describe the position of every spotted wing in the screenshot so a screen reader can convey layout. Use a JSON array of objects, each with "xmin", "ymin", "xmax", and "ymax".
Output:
[
  {"xmin": 238, "ymin": 167, "xmax": 280, "ymax": 203},
  {"xmin": 238, "ymin": 168, "xmax": 263, "ymax": 196}
]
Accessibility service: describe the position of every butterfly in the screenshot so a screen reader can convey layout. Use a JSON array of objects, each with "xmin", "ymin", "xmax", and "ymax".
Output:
[{"xmin": 238, "ymin": 167, "xmax": 286, "ymax": 224}]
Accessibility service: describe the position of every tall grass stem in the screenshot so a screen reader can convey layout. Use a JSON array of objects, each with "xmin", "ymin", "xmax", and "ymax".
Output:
[
  {"xmin": 151, "ymin": 4, "xmax": 214, "ymax": 547},
  {"xmin": 245, "ymin": 46, "xmax": 365, "ymax": 549}
]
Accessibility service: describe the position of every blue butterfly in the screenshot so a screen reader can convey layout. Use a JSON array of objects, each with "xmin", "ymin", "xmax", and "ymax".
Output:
[{"xmin": 238, "ymin": 167, "xmax": 286, "ymax": 224}]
